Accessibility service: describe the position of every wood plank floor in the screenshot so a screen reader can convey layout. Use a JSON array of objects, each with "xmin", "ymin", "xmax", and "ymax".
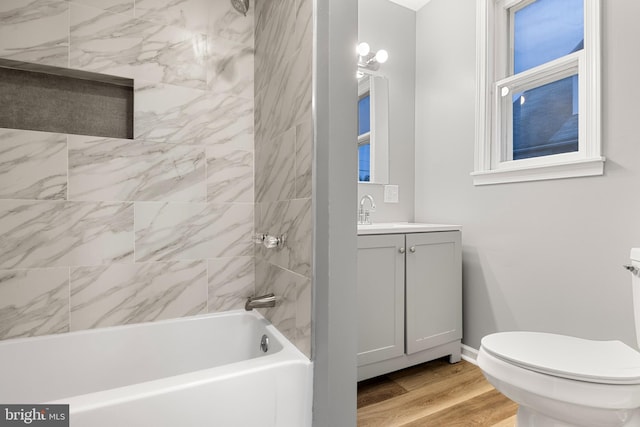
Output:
[{"xmin": 357, "ymin": 358, "xmax": 518, "ymax": 426}]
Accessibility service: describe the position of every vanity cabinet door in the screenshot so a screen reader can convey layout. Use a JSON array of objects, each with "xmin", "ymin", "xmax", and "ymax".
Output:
[
  {"xmin": 357, "ymin": 234, "xmax": 405, "ymax": 366},
  {"xmin": 405, "ymin": 231, "xmax": 462, "ymax": 355}
]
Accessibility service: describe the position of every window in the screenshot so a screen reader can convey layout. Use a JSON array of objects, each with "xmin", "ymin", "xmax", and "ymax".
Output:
[
  {"xmin": 473, "ymin": 0, "xmax": 603, "ymax": 185},
  {"xmin": 358, "ymin": 92, "xmax": 371, "ymax": 182},
  {"xmin": 357, "ymin": 72, "xmax": 390, "ymax": 184}
]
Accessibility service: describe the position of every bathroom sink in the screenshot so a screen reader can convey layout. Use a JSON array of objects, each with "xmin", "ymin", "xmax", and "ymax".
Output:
[{"xmin": 357, "ymin": 222, "xmax": 461, "ymax": 235}]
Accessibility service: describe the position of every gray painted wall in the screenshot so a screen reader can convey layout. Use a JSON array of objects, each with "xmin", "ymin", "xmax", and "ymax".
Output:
[
  {"xmin": 357, "ymin": 0, "xmax": 416, "ymax": 223},
  {"xmin": 415, "ymin": 0, "xmax": 640, "ymax": 350},
  {"xmin": 313, "ymin": 0, "xmax": 359, "ymax": 424}
]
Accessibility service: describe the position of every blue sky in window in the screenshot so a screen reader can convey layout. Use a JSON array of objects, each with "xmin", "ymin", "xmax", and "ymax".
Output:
[
  {"xmin": 359, "ymin": 144, "xmax": 370, "ymax": 181},
  {"xmin": 514, "ymin": 0, "xmax": 584, "ymax": 74},
  {"xmin": 358, "ymin": 95, "xmax": 370, "ymax": 135}
]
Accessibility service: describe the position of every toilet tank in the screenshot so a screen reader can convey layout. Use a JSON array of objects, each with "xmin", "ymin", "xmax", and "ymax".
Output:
[{"xmin": 631, "ymin": 248, "xmax": 640, "ymax": 348}]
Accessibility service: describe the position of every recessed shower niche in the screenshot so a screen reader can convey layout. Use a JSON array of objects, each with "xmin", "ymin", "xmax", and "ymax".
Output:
[{"xmin": 0, "ymin": 59, "xmax": 133, "ymax": 139}]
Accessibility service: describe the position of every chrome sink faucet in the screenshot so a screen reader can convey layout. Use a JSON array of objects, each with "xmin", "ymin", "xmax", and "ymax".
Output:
[{"xmin": 358, "ymin": 194, "xmax": 376, "ymax": 225}]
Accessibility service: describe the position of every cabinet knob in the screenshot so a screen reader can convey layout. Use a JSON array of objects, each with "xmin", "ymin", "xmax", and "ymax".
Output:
[
  {"xmin": 399, "ymin": 247, "xmax": 405, "ymax": 254},
  {"xmin": 409, "ymin": 246, "xmax": 416, "ymax": 253}
]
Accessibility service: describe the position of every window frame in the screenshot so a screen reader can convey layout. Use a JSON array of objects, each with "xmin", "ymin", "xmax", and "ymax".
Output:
[{"xmin": 473, "ymin": 0, "xmax": 603, "ymax": 186}]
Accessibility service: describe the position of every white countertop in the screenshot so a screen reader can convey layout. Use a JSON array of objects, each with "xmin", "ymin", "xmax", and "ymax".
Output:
[{"xmin": 357, "ymin": 222, "xmax": 462, "ymax": 235}]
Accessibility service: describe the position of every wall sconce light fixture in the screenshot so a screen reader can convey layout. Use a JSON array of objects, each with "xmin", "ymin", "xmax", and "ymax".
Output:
[{"xmin": 357, "ymin": 42, "xmax": 389, "ymax": 71}]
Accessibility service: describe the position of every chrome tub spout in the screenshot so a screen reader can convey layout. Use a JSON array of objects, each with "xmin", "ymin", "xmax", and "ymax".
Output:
[{"xmin": 245, "ymin": 293, "xmax": 276, "ymax": 311}]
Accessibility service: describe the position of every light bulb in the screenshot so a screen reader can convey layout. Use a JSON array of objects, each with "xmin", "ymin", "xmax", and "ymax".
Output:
[
  {"xmin": 357, "ymin": 42, "xmax": 370, "ymax": 57},
  {"xmin": 375, "ymin": 49, "xmax": 388, "ymax": 64}
]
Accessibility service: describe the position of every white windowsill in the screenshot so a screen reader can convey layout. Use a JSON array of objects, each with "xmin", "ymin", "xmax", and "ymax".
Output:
[{"xmin": 471, "ymin": 157, "xmax": 605, "ymax": 186}]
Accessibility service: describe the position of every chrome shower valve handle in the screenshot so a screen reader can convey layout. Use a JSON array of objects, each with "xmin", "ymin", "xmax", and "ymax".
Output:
[
  {"xmin": 255, "ymin": 233, "xmax": 286, "ymax": 249},
  {"xmin": 263, "ymin": 234, "xmax": 283, "ymax": 249}
]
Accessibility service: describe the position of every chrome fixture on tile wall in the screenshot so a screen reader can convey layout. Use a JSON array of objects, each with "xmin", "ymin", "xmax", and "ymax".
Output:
[
  {"xmin": 256, "ymin": 233, "xmax": 287, "ymax": 249},
  {"xmin": 245, "ymin": 293, "xmax": 277, "ymax": 311},
  {"xmin": 357, "ymin": 42, "xmax": 389, "ymax": 72},
  {"xmin": 231, "ymin": 0, "xmax": 250, "ymax": 16}
]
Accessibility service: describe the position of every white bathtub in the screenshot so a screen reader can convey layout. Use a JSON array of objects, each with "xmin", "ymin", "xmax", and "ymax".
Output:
[{"xmin": 0, "ymin": 310, "xmax": 313, "ymax": 427}]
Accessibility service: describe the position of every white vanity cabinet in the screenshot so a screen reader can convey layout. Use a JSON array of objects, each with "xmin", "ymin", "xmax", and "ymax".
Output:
[{"xmin": 357, "ymin": 227, "xmax": 462, "ymax": 381}]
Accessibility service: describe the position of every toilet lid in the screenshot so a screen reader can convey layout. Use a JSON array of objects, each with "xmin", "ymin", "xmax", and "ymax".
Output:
[{"xmin": 481, "ymin": 331, "xmax": 640, "ymax": 384}]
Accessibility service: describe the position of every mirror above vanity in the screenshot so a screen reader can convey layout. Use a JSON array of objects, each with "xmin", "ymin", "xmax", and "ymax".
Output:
[{"xmin": 357, "ymin": 0, "xmax": 417, "ymax": 223}]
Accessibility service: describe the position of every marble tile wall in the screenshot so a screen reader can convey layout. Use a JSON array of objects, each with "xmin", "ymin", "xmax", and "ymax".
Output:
[
  {"xmin": 0, "ymin": 0, "xmax": 256, "ymax": 341},
  {"xmin": 254, "ymin": 0, "xmax": 313, "ymax": 358}
]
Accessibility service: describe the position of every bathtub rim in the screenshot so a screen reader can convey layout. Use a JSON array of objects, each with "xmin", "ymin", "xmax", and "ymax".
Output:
[{"xmin": 0, "ymin": 309, "xmax": 282, "ymax": 348}]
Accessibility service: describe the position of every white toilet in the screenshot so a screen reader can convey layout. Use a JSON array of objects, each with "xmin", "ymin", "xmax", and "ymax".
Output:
[{"xmin": 478, "ymin": 249, "xmax": 640, "ymax": 427}]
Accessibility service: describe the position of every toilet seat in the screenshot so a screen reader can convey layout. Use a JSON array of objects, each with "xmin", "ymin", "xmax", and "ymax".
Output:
[{"xmin": 481, "ymin": 331, "xmax": 640, "ymax": 385}]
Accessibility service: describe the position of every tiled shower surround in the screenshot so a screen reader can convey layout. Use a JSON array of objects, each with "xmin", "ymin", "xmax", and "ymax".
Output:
[
  {"xmin": 254, "ymin": 0, "xmax": 313, "ymax": 357},
  {"xmin": 0, "ymin": 0, "xmax": 313, "ymax": 358}
]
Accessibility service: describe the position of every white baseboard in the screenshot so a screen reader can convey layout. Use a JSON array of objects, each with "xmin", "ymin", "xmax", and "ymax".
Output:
[{"xmin": 461, "ymin": 344, "xmax": 479, "ymax": 365}]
